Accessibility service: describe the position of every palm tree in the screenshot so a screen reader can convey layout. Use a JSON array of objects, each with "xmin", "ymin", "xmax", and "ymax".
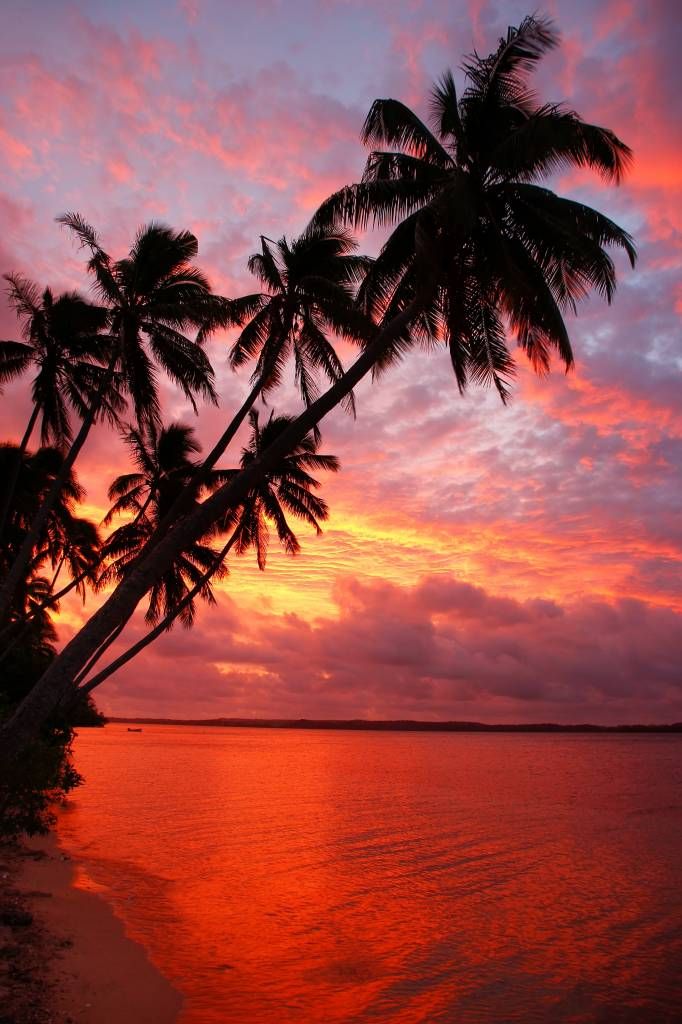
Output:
[
  {"xmin": 231, "ymin": 226, "xmax": 371, "ymax": 411},
  {"xmin": 0, "ymin": 278, "xmax": 113, "ymax": 542},
  {"xmin": 74, "ymin": 412, "xmax": 339, "ymax": 696},
  {"xmin": 66, "ymin": 421, "xmax": 227, "ymax": 689},
  {"xmin": 0, "ymin": 445, "xmax": 98, "ymax": 585},
  {"xmin": 172, "ymin": 224, "xmax": 370, "ymax": 521},
  {"xmin": 0, "ymin": 16, "xmax": 637, "ymax": 762},
  {"xmin": 0, "ymin": 444, "xmax": 101, "ymax": 660},
  {"xmin": 314, "ymin": 15, "xmax": 636, "ymax": 396},
  {"xmin": 0, "ymin": 218, "xmax": 225, "ymax": 621},
  {"xmin": 57, "ymin": 216, "xmax": 223, "ymax": 425},
  {"xmin": 99, "ymin": 422, "xmax": 229, "ymax": 630},
  {"xmin": 224, "ymin": 409, "xmax": 339, "ymax": 569}
]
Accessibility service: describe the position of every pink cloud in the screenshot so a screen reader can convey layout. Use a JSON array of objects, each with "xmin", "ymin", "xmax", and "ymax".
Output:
[{"xmin": 89, "ymin": 574, "xmax": 682, "ymax": 724}]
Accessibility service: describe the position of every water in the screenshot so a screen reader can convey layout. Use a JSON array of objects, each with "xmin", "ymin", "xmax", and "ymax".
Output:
[{"xmin": 58, "ymin": 725, "xmax": 682, "ymax": 1023}]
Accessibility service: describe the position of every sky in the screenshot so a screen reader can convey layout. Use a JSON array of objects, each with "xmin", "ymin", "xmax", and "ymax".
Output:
[{"xmin": 1, "ymin": 0, "xmax": 680, "ymax": 723}]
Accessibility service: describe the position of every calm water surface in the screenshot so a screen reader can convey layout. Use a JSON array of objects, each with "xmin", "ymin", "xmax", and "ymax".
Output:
[{"xmin": 58, "ymin": 726, "xmax": 682, "ymax": 1023}]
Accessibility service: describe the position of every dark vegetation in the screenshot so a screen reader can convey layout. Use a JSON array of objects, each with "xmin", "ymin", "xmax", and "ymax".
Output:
[{"xmin": 0, "ymin": 17, "xmax": 638, "ymax": 826}]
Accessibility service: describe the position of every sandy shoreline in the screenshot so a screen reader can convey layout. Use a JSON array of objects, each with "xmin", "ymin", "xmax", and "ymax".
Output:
[{"xmin": 3, "ymin": 830, "xmax": 182, "ymax": 1024}]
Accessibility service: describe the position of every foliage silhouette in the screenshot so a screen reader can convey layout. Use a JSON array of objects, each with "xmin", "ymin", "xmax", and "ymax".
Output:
[
  {"xmin": 0, "ymin": 280, "xmax": 112, "ymax": 543},
  {"xmin": 313, "ymin": 15, "xmax": 635, "ymax": 396},
  {"xmin": 0, "ymin": 220, "xmax": 225, "ymax": 621},
  {"xmin": 0, "ymin": 15, "xmax": 636, "ymax": 764},
  {"xmin": 75, "ymin": 413, "xmax": 339, "ymax": 695}
]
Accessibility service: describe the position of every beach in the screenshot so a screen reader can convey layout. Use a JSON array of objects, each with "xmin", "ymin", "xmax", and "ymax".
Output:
[{"xmin": 1, "ymin": 830, "xmax": 181, "ymax": 1024}]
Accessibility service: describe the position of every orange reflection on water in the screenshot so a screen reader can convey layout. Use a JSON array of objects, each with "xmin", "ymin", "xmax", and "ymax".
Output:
[{"xmin": 57, "ymin": 727, "xmax": 682, "ymax": 1023}]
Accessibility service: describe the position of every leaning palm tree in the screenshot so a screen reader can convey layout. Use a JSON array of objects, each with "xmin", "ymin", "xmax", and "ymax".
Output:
[
  {"xmin": 224, "ymin": 408, "xmax": 339, "ymax": 569},
  {"xmin": 230, "ymin": 226, "xmax": 371, "ymax": 412},
  {"xmin": 0, "ymin": 279, "xmax": 113, "ymax": 542},
  {"xmin": 0, "ymin": 444, "xmax": 101, "ymax": 660},
  {"xmin": 314, "ymin": 15, "xmax": 636, "ymax": 395},
  {"xmin": 0, "ymin": 440, "xmax": 98, "ymax": 585},
  {"xmin": 0, "ymin": 16, "xmax": 637, "ymax": 762},
  {"xmin": 0, "ymin": 219, "xmax": 225, "ymax": 621},
  {"xmin": 98, "ymin": 422, "xmax": 228, "ymax": 631},
  {"xmin": 57, "ymin": 216, "xmax": 224, "ymax": 425},
  {"xmin": 172, "ymin": 224, "xmax": 370, "ymax": 519},
  {"xmin": 74, "ymin": 412, "xmax": 339, "ymax": 696}
]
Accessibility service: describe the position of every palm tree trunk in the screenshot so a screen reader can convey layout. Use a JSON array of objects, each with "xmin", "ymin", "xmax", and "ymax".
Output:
[
  {"xmin": 0, "ymin": 354, "xmax": 116, "ymax": 623},
  {"xmin": 72, "ymin": 620, "xmax": 127, "ymax": 687},
  {"xmin": 0, "ymin": 299, "xmax": 423, "ymax": 764},
  {"xmin": 75, "ymin": 532, "xmax": 238, "ymax": 697},
  {"xmin": 158, "ymin": 356, "xmax": 279, "ymax": 534},
  {"xmin": 0, "ymin": 403, "xmax": 40, "ymax": 545}
]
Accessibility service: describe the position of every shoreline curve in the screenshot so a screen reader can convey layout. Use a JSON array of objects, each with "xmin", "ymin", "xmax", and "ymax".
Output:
[{"xmin": 16, "ymin": 829, "xmax": 182, "ymax": 1024}]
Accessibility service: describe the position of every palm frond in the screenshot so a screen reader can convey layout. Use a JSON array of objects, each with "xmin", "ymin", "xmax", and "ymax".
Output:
[{"xmin": 361, "ymin": 99, "xmax": 453, "ymax": 167}]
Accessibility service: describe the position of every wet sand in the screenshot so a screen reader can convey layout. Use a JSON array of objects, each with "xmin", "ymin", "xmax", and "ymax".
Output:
[{"xmin": 4, "ymin": 831, "xmax": 181, "ymax": 1024}]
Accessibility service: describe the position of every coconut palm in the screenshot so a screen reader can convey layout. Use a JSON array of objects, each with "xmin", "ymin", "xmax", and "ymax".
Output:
[
  {"xmin": 176, "ymin": 224, "xmax": 370, "ymax": 520},
  {"xmin": 0, "ymin": 16, "xmax": 637, "ymax": 762},
  {"xmin": 0, "ymin": 279, "xmax": 114, "ymax": 542},
  {"xmin": 0, "ymin": 219, "xmax": 225, "ymax": 621},
  {"xmin": 56, "ymin": 216, "xmax": 224, "ymax": 425},
  {"xmin": 314, "ymin": 15, "xmax": 636, "ymax": 396},
  {"xmin": 224, "ymin": 409, "xmax": 339, "ymax": 569},
  {"xmin": 0, "ymin": 444, "xmax": 101, "ymax": 660},
  {"xmin": 75, "ymin": 412, "xmax": 339, "ymax": 696},
  {"xmin": 0, "ymin": 445, "xmax": 99, "ymax": 585},
  {"xmin": 99, "ymin": 422, "xmax": 229, "ymax": 631},
  {"xmin": 0, "ymin": 277, "xmax": 113, "ymax": 447},
  {"xmin": 230, "ymin": 226, "xmax": 372, "ymax": 411}
]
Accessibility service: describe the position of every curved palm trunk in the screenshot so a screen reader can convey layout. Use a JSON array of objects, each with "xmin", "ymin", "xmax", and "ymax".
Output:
[
  {"xmin": 0, "ymin": 403, "xmax": 41, "ymax": 546},
  {"xmin": 159, "ymin": 347, "xmax": 284, "ymax": 534},
  {"xmin": 71, "ymin": 620, "xmax": 127, "ymax": 688},
  {"xmin": 0, "ymin": 299, "xmax": 422, "ymax": 764},
  {"xmin": 74, "ymin": 532, "xmax": 238, "ymax": 697},
  {"xmin": 0, "ymin": 354, "xmax": 117, "ymax": 623}
]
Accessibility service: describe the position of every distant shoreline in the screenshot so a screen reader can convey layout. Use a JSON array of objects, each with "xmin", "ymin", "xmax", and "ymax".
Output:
[{"xmin": 105, "ymin": 717, "xmax": 682, "ymax": 733}]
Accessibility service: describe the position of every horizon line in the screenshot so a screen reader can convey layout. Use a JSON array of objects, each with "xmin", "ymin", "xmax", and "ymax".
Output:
[{"xmin": 104, "ymin": 717, "xmax": 682, "ymax": 733}]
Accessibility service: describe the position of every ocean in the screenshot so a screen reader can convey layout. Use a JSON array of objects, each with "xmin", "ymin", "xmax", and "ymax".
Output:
[{"xmin": 57, "ymin": 724, "xmax": 682, "ymax": 1022}]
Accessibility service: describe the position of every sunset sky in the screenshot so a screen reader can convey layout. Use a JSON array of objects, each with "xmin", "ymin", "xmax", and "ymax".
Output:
[{"xmin": 1, "ymin": 0, "xmax": 680, "ymax": 723}]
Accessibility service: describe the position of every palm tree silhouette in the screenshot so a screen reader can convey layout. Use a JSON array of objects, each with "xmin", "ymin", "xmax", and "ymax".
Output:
[
  {"xmin": 56, "ymin": 216, "xmax": 223, "ymax": 425},
  {"xmin": 0, "ymin": 17, "xmax": 638, "ymax": 759},
  {"xmin": 0, "ymin": 278, "xmax": 115, "ymax": 543},
  {"xmin": 0, "ymin": 444, "xmax": 101, "ymax": 659},
  {"xmin": 75, "ymin": 412, "xmax": 339, "ymax": 696},
  {"xmin": 0, "ymin": 219, "xmax": 225, "ymax": 621},
  {"xmin": 231, "ymin": 226, "xmax": 371, "ymax": 413},
  {"xmin": 99, "ymin": 422, "xmax": 228, "ymax": 630},
  {"xmin": 314, "ymin": 15, "xmax": 636, "ymax": 396},
  {"xmin": 173, "ymin": 224, "xmax": 369, "ymax": 524},
  {"xmin": 224, "ymin": 408, "xmax": 339, "ymax": 569}
]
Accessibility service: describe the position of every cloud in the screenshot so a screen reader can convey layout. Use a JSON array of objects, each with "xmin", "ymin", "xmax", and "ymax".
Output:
[{"xmin": 91, "ymin": 573, "xmax": 682, "ymax": 724}]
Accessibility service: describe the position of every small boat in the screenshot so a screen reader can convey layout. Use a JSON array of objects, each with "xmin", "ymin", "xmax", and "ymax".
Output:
[{"xmin": 127, "ymin": 727, "xmax": 143, "ymax": 733}]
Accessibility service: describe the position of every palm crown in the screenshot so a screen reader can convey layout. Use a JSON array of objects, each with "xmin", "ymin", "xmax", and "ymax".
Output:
[
  {"xmin": 224, "ymin": 410, "xmax": 340, "ymax": 571},
  {"xmin": 0, "ymin": 445, "xmax": 100, "ymax": 616},
  {"xmin": 0, "ymin": 277, "xmax": 116, "ymax": 448},
  {"xmin": 57, "ymin": 215, "xmax": 224, "ymax": 427},
  {"xmin": 229, "ymin": 225, "xmax": 372, "ymax": 415},
  {"xmin": 101, "ymin": 422, "xmax": 227, "ymax": 627},
  {"xmin": 314, "ymin": 16, "xmax": 636, "ymax": 399}
]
